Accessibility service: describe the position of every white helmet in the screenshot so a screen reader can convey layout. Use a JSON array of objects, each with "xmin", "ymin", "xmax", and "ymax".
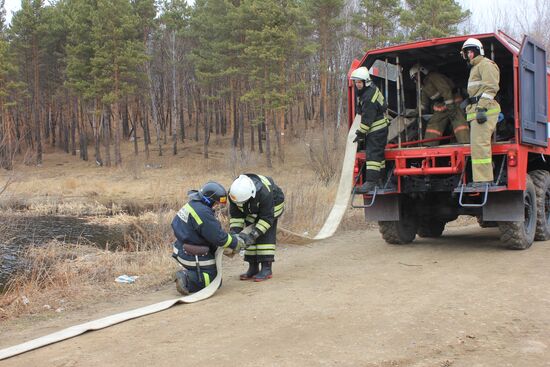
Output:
[
  {"xmin": 350, "ymin": 66, "xmax": 372, "ymax": 84},
  {"xmin": 229, "ymin": 175, "xmax": 256, "ymax": 204},
  {"xmin": 409, "ymin": 63, "xmax": 429, "ymax": 79},
  {"xmin": 461, "ymin": 38, "xmax": 485, "ymax": 56}
]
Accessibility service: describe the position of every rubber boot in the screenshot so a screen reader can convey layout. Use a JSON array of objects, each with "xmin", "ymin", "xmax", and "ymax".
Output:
[
  {"xmin": 356, "ymin": 181, "xmax": 377, "ymax": 194},
  {"xmin": 240, "ymin": 261, "xmax": 259, "ymax": 280},
  {"xmin": 175, "ymin": 270, "xmax": 190, "ymax": 295},
  {"xmin": 253, "ymin": 262, "xmax": 273, "ymax": 282}
]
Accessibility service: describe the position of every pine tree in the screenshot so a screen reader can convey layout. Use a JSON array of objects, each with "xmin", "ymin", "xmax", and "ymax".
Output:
[
  {"xmin": 306, "ymin": 0, "xmax": 343, "ymax": 128},
  {"xmin": 9, "ymin": 0, "xmax": 44, "ymax": 165},
  {"xmin": 239, "ymin": 0, "xmax": 304, "ymax": 165},
  {"xmin": 91, "ymin": 0, "xmax": 146, "ymax": 166},
  {"xmin": 353, "ymin": 0, "xmax": 402, "ymax": 51},
  {"xmin": 0, "ymin": 0, "xmax": 18, "ymax": 169},
  {"xmin": 400, "ymin": 0, "xmax": 470, "ymax": 40}
]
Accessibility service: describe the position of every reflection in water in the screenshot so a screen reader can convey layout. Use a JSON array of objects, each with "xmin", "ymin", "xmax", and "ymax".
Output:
[{"xmin": 0, "ymin": 215, "xmax": 127, "ymax": 292}]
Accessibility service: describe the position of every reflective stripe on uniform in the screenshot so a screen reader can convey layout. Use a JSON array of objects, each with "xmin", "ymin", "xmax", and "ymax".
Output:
[
  {"xmin": 223, "ymin": 234, "xmax": 233, "ymax": 248},
  {"xmin": 230, "ymin": 218, "xmax": 245, "ymax": 228},
  {"xmin": 182, "ymin": 204, "xmax": 203, "ymax": 225},
  {"xmin": 258, "ymin": 175, "xmax": 272, "ymax": 192},
  {"xmin": 481, "ymin": 92, "xmax": 494, "ymax": 100},
  {"xmin": 444, "ymin": 99, "xmax": 454, "ymax": 105},
  {"xmin": 468, "ymin": 81, "xmax": 484, "ymax": 87},
  {"xmin": 176, "ymin": 257, "xmax": 216, "ymax": 267},
  {"xmin": 370, "ymin": 118, "xmax": 388, "ymax": 133},
  {"xmin": 359, "ymin": 123, "xmax": 370, "ymax": 134},
  {"xmin": 466, "ymin": 107, "xmax": 501, "ymax": 121},
  {"xmin": 274, "ymin": 202, "xmax": 284, "ymax": 217},
  {"xmin": 256, "ymin": 219, "xmax": 271, "ymax": 233},
  {"xmin": 472, "ymin": 157, "xmax": 492, "ymax": 165},
  {"xmin": 430, "ymin": 92, "xmax": 441, "ymax": 100},
  {"xmin": 454, "ymin": 125, "xmax": 469, "ymax": 133},
  {"xmin": 245, "ymin": 214, "xmax": 257, "ymax": 223},
  {"xmin": 380, "ymin": 160, "xmax": 386, "ymax": 169},
  {"xmin": 426, "ymin": 128, "xmax": 443, "ymax": 136},
  {"xmin": 371, "ymin": 89, "xmax": 380, "ymax": 103},
  {"xmin": 245, "ymin": 243, "xmax": 276, "ymax": 256},
  {"xmin": 203, "ymin": 272, "xmax": 211, "ymax": 286},
  {"xmin": 366, "ymin": 161, "xmax": 381, "ymax": 171}
]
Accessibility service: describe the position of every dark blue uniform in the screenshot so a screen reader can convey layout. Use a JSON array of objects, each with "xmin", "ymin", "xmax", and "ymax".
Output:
[
  {"xmin": 229, "ymin": 174, "xmax": 285, "ymax": 263},
  {"xmin": 172, "ymin": 195, "xmax": 238, "ymax": 292}
]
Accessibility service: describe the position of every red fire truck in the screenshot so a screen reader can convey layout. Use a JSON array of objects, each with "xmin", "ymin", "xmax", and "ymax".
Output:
[{"xmin": 350, "ymin": 32, "xmax": 549, "ymax": 250}]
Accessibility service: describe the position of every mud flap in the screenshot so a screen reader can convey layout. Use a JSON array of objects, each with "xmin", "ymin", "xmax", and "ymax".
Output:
[
  {"xmin": 364, "ymin": 194, "xmax": 399, "ymax": 221},
  {"xmin": 482, "ymin": 191, "xmax": 524, "ymax": 221}
]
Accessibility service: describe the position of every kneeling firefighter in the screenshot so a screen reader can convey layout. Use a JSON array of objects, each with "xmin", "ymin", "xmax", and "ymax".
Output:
[
  {"xmin": 228, "ymin": 174, "xmax": 285, "ymax": 282},
  {"xmin": 171, "ymin": 181, "xmax": 244, "ymax": 295}
]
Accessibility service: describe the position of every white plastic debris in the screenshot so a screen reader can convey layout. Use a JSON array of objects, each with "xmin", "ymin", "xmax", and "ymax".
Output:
[
  {"xmin": 21, "ymin": 296, "xmax": 30, "ymax": 306},
  {"xmin": 115, "ymin": 275, "xmax": 139, "ymax": 284}
]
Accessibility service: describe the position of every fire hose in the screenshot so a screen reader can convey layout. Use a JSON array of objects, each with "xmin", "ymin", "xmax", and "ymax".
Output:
[{"xmin": 0, "ymin": 116, "xmax": 361, "ymax": 360}]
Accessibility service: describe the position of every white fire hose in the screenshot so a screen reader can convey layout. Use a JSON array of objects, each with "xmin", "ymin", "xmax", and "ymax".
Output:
[{"xmin": 0, "ymin": 116, "xmax": 361, "ymax": 360}]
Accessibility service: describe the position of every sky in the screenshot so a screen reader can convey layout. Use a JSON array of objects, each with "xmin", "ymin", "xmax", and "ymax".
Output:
[{"xmin": 1, "ymin": 0, "xmax": 539, "ymax": 32}]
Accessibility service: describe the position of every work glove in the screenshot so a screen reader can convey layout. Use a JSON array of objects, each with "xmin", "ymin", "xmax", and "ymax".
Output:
[
  {"xmin": 459, "ymin": 99, "xmax": 469, "ymax": 111},
  {"xmin": 224, "ymin": 236, "xmax": 245, "ymax": 257},
  {"xmin": 475, "ymin": 107, "xmax": 488, "ymax": 124},
  {"xmin": 353, "ymin": 130, "xmax": 366, "ymax": 143},
  {"xmin": 239, "ymin": 228, "xmax": 261, "ymax": 246}
]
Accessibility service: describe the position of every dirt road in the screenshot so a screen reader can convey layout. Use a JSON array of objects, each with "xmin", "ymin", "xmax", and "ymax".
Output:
[{"xmin": 2, "ymin": 224, "xmax": 550, "ymax": 367}]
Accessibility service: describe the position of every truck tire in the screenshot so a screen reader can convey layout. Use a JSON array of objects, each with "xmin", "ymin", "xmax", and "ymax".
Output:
[
  {"xmin": 498, "ymin": 176, "xmax": 537, "ymax": 250},
  {"xmin": 417, "ymin": 219, "xmax": 445, "ymax": 238},
  {"xmin": 529, "ymin": 170, "xmax": 550, "ymax": 241},
  {"xmin": 379, "ymin": 220, "xmax": 417, "ymax": 244}
]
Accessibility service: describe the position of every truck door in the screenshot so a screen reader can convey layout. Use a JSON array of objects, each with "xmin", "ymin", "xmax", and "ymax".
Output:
[{"xmin": 519, "ymin": 36, "xmax": 548, "ymax": 147}]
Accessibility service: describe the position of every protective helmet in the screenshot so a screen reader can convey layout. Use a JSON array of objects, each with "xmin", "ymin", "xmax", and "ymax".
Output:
[
  {"xmin": 229, "ymin": 175, "xmax": 256, "ymax": 204},
  {"xmin": 198, "ymin": 181, "xmax": 227, "ymax": 207},
  {"xmin": 409, "ymin": 63, "xmax": 429, "ymax": 79},
  {"xmin": 350, "ymin": 66, "xmax": 372, "ymax": 84},
  {"xmin": 461, "ymin": 38, "xmax": 485, "ymax": 56}
]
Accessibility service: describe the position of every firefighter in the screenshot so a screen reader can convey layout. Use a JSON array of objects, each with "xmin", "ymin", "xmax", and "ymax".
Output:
[
  {"xmin": 171, "ymin": 181, "xmax": 244, "ymax": 295},
  {"xmin": 461, "ymin": 38, "xmax": 501, "ymax": 187},
  {"xmin": 409, "ymin": 64, "xmax": 470, "ymax": 146},
  {"xmin": 351, "ymin": 66, "xmax": 388, "ymax": 192},
  {"xmin": 228, "ymin": 174, "xmax": 285, "ymax": 282}
]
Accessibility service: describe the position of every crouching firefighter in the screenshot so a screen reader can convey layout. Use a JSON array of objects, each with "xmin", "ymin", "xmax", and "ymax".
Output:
[
  {"xmin": 171, "ymin": 181, "xmax": 244, "ymax": 295},
  {"xmin": 351, "ymin": 66, "xmax": 389, "ymax": 192},
  {"xmin": 228, "ymin": 174, "xmax": 285, "ymax": 282}
]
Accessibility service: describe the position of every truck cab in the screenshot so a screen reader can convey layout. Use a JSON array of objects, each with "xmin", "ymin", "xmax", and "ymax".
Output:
[{"xmin": 349, "ymin": 32, "xmax": 549, "ymax": 249}]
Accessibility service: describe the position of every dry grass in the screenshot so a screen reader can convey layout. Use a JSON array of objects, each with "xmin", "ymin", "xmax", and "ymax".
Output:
[
  {"xmin": 0, "ymin": 127, "xmax": 369, "ymax": 321},
  {"xmin": 0, "ymin": 212, "xmax": 176, "ymax": 321}
]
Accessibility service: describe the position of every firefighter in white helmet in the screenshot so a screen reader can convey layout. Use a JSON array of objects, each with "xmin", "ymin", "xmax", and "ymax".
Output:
[
  {"xmin": 461, "ymin": 37, "xmax": 501, "ymax": 187},
  {"xmin": 351, "ymin": 66, "xmax": 388, "ymax": 192},
  {"xmin": 228, "ymin": 174, "xmax": 285, "ymax": 282},
  {"xmin": 409, "ymin": 63, "xmax": 469, "ymax": 146}
]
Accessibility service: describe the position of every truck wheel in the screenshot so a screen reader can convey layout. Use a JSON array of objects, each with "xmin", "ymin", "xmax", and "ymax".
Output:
[
  {"xmin": 498, "ymin": 176, "xmax": 537, "ymax": 250},
  {"xmin": 379, "ymin": 219, "xmax": 417, "ymax": 244},
  {"xmin": 417, "ymin": 219, "xmax": 445, "ymax": 238},
  {"xmin": 529, "ymin": 170, "xmax": 550, "ymax": 241}
]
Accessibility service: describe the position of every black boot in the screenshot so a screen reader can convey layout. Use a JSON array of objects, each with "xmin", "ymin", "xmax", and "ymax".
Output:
[
  {"xmin": 253, "ymin": 262, "xmax": 273, "ymax": 282},
  {"xmin": 356, "ymin": 181, "xmax": 377, "ymax": 194},
  {"xmin": 240, "ymin": 261, "xmax": 259, "ymax": 280},
  {"xmin": 175, "ymin": 270, "xmax": 190, "ymax": 295}
]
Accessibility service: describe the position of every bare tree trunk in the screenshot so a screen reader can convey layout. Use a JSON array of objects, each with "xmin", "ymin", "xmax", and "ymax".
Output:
[
  {"xmin": 146, "ymin": 35, "xmax": 163, "ymax": 156},
  {"xmin": 103, "ymin": 105, "xmax": 111, "ymax": 167},
  {"xmin": 171, "ymin": 30, "xmax": 178, "ymax": 155},
  {"xmin": 32, "ymin": 37, "xmax": 42, "ymax": 165},
  {"xmin": 93, "ymin": 98, "xmax": 102, "ymax": 166},
  {"xmin": 264, "ymin": 112, "xmax": 272, "ymax": 168}
]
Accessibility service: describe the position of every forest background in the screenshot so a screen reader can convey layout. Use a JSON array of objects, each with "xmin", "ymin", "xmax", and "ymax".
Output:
[{"xmin": 0, "ymin": 0, "xmax": 548, "ymax": 320}]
